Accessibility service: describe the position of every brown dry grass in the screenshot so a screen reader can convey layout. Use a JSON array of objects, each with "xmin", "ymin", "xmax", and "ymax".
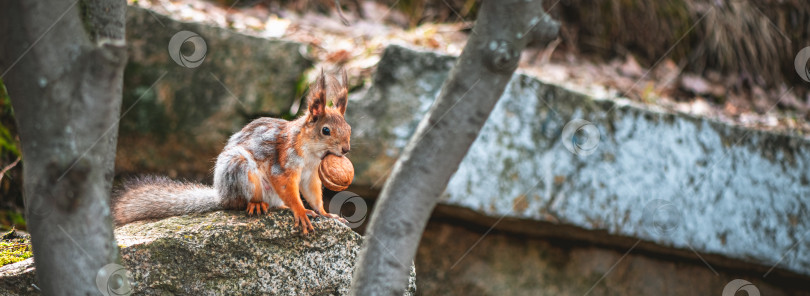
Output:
[{"xmin": 550, "ymin": 0, "xmax": 809, "ymax": 91}]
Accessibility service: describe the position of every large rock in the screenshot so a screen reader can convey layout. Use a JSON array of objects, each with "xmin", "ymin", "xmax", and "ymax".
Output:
[
  {"xmin": 347, "ymin": 45, "xmax": 810, "ymax": 278},
  {"xmin": 0, "ymin": 211, "xmax": 417, "ymax": 295},
  {"xmin": 118, "ymin": 6, "xmax": 311, "ymax": 180}
]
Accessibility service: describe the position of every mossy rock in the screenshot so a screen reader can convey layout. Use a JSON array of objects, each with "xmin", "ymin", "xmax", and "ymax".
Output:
[{"xmin": 0, "ymin": 211, "xmax": 417, "ymax": 295}]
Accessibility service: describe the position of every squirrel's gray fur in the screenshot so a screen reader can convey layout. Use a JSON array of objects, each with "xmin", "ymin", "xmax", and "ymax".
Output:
[{"xmin": 111, "ymin": 176, "xmax": 235, "ymax": 225}]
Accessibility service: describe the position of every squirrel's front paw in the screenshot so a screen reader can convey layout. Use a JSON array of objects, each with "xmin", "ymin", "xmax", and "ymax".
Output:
[
  {"xmin": 319, "ymin": 211, "xmax": 348, "ymax": 224},
  {"xmin": 307, "ymin": 209, "xmax": 348, "ymax": 224},
  {"xmin": 247, "ymin": 201, "xmax": 269, "ymax": 215},
  {"xmin": 293, "ymin": 210, "xmax": 315, "ymax": 234}
]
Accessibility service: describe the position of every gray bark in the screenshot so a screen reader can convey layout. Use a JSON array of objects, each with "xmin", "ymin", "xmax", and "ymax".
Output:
[
  {"xmin": 0, "ymin": 0, "xmax": 127, "ymax": 295},
  {"xmin": 349, "ymin": 1, "xmax": 559, "ymax": 294}
]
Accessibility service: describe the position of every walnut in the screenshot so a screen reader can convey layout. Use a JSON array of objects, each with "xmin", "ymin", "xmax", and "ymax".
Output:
[{"xmin": 318, "ymin": 154, "xmax": 354, "ymax": 191}]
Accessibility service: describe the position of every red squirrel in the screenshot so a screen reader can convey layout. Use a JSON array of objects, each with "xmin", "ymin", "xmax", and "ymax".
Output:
[{"xmin": 112, "ymin": 70, "xmax": 351, "ymax": 234}]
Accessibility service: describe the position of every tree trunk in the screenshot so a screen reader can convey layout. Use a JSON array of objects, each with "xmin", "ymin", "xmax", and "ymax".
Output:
[
  {"xmin": 0, "ymin": 0, "xmax": 127, "ymax": 295},
  {"xmin": 350, "ymin": 0, "xmax": 558, "ymax": 294}
]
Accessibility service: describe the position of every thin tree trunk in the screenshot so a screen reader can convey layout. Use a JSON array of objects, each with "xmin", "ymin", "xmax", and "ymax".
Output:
[
  {"xmin": 350, "ymin": 0, "xmax": 558, "ymax": 294},
  {"xmin": 0, "ymin": 0, "xmax": 127, "ymax": 294}
]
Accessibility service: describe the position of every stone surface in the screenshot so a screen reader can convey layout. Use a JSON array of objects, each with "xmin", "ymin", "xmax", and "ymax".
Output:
[
  {"xmin": 347, "ymin": 45, "xmax": 810, "ymax": 278},
  {"xmin": 346, "ymin": 47, "xmax": 456, "ymax": 187},
  {"xmin": 0, "ymin": 259, "xmax": 37, "ymax": 295},
  {"xmin": 416, "ymin": 220, "xmax": 810, "ymax": 296},
  {"xmin": 118, "ymin": 6, "xmax": 311, "ymax": 180},
  {"xmin": 0, "ymin": 211, "xmax": 416, "ymax": 295}
]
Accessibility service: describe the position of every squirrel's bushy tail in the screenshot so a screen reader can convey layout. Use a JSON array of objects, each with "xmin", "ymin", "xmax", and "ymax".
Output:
[{"xmin": 112, "ymin": 176, "xmax": 223, "ymax": 226}]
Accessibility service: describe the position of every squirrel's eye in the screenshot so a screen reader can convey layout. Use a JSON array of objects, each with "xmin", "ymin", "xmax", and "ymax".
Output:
[{"xmin": 322, "ymin": 127, "xmax": 331, "ymax": 136}]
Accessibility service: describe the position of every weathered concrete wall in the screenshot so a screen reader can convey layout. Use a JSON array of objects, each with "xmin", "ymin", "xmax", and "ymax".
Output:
[
  {"xmin": 118, "ymin": 7, "xmax": 311, "ymax": 180},
  {"xmin": 347, "ymin": 45, "xmax": 810, "ymax": 278}
]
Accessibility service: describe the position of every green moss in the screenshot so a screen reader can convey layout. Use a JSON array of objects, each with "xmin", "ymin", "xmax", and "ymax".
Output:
[{"xmin": 0, "ymin": 230, "xmax": 32, "ymax": 266}]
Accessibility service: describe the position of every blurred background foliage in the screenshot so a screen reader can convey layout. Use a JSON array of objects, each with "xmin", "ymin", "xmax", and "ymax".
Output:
[
  {"xmin": 0, "ymin": 79, "xmax": 24, "ymax": 232},
  {"xmin": 551, "ymin": 0, "xmax": 808, "ymax": 90},
  {"xmin": 223, "ymin": 0, "xmax": 809, "ymax": 90}
]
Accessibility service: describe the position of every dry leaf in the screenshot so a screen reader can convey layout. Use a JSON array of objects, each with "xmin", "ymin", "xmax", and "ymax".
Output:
[
  {"xmin": 326, "ymin": 49, "xmax": 352, "ymax": 64},
  {"xmin": 619, "ymin": 55, "xmax": 643, "ymax": 78}
]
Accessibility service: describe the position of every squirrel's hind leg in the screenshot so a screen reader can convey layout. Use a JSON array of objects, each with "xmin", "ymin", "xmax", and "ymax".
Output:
[
  {"xmin": 261, "ymin": 182, "xmax": 286, "ymax": 210},
  {"xmin": 246, "ymin": 171, "xmax": 270, "ymax": 215},
  {"xmin": 214, "ymin": 148, "xmax": 269, "ymax": 215}
]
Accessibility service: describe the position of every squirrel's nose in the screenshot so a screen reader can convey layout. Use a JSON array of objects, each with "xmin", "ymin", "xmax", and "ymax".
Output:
[{"xmin": 341, "ymin": 146, "xmax": 350, "ymax": 155}]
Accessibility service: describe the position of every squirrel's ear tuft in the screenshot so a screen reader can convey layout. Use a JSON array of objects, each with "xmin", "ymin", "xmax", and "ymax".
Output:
[
  {"xmin": 307, "ymin": 70, "xmax": 327, "ymax": 122},
  {"xmin": 334, "ymin": 68, "xmax": 348, "ymax": 115}
]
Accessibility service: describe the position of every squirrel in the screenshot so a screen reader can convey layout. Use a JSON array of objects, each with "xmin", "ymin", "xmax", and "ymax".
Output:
[{"xmin": 112, "ymin": 69, "xmax": 351, "ymax": 234}]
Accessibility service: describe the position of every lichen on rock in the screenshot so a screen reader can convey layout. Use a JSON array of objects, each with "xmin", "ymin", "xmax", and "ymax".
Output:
[{"xmin": 0, "ymin": 211, "xmax": 417, "ymax": 295}]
